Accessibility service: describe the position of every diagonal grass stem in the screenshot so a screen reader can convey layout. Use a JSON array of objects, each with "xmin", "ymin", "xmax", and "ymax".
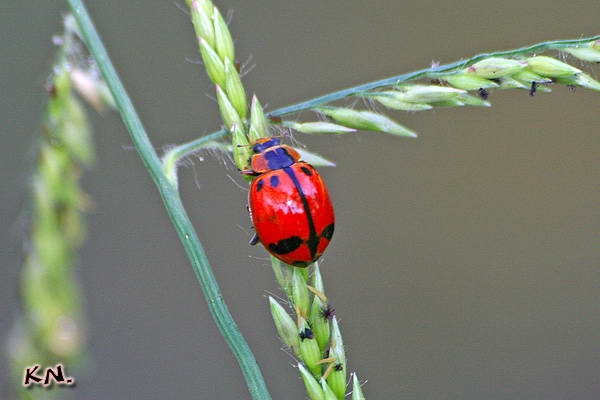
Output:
[{"xmin": 66, "ymin": 1, "xmax": 272, "ymax": 398}]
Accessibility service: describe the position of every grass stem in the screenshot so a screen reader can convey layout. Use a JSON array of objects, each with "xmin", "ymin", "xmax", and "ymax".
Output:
[{"xmin": 66, "ymin": 1, "xmax": 272, "ymax": 398}]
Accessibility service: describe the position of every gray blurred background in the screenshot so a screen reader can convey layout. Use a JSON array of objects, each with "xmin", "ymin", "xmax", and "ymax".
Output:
[{"xmin": 2, "ymin": 1, "xmax": 600, "ymax": 399}]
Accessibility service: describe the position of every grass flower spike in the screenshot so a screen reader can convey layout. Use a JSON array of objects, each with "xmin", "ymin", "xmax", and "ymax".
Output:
[
  {"xmin": 526, "ymin": 55, "xmax": 581, "ymax": 77},
  {"xmin": 199, "ymin": 38, "xmax": 226, "ymax": 85},
  {"xmin": 292, "ymin": 268, "xmax": 311, "ymax": 317},
  {"xmin": 351, "ymin": 373, "xmax": 366, "ymax": 400},
  {"xmin": 188, "ymin": 0, "xmax": 263, "ymax": 170},
  {"xmin": 320, "ymin": 378, "xmax": 339, "ymax": 400},
  {"xmin": 564, "ymin": 43, "xmax": 600, "ymax": 62},
  {"xmin": 392, "ymin": 84, "xmax": 466, "ymax": 103},
  {"xmin": 267, "ymin": 261, "xmax": 361, "ymax": 399},
  {"xmin": 7, "ymin": 14, "xmax": 114, "ymax": 399},
  {"xmin": 298, "ymin": 317, "xmax": 323, "ymax": 377},
  {"xmin": 249, "ymin": 95, "xmax": 269, "ymax": 141},
  {"xmin": 326, "ymin": 317, "xmax": 347, "ymax": 398},
  {"xmin": 467, "ymin": 57, "xmax": 526, "ymax": 78},
  {"xmin": 310, "ymin": 294, "xmax": 331, "ymax": 352},
  {"xmin": 287, "ymin": 121, "xmax": 357, "ymax": 134},
  {"xmin": 269, "ymin": 297, "xmax": 300, "ymax": 353},
  {"xmin": 224, "ymin": 60, "xmax": 248, "ymax": 119},
  {"xmin": 315, "ymin": 106, "xmax": 418, "ymax": 137},
  {"xmin": 441, "ymin": 73, "xmax": 499, "ymax": 90},
  {"xmin": 299, "ymin": 362, "xmax": 325, "ymax": 400},
  {"xmin": 231, "ymin": 123, "xmax": 251, "ymax": 171}
]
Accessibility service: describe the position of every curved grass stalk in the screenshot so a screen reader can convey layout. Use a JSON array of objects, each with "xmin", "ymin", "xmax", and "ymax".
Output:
[
  {"xmin": 167, "ymin": 34, "xmax": 600, "ymax": 164},
  {"xmin": 162, "ymin": 130, "xmax": 226, "ymax": 185},
  {"xmin": 66, "ymin": 1, "xmax": 272, "ymax": 399},
  {"xmin": 269, "ymin": 35, "xmax": 600, "ymax": 116}
]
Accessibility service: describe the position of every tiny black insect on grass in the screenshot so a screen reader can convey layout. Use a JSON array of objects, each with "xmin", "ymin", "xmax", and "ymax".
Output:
[{"xmin": 299, "ymin": 327, "xmax": 314, "ymax": 341}]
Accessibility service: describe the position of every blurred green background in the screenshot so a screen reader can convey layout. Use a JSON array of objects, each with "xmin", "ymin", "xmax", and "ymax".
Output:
[{"xmin": 2, "ymin": 1, "xmax": 599, "ymax": 399}]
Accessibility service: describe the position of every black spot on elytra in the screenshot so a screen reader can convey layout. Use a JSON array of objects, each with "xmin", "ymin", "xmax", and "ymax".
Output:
[
  {"xmin": 300, "ymin": 166, "xmax": 313, "ymax": 176},
  {"xmin": 256, "ymin": 179, "xmax": 264, "ymax": 191},
  {"xmin": 321, "ymin": 223, "xmax": 334, "ymax": 240},
  {"xmin": 270, "ymin": 175, "xmax": 280, "ymax": 187},
  {"xmin": 334, "ymin": 363, "xmax": 343, "ymax": 371},
  {"xmin": 268, "ymin": 236, "xmax": 302, "ymax": 255},
  {"xmin": 292, "ymin": 260, "xmax": 309, "ymax": 268}
]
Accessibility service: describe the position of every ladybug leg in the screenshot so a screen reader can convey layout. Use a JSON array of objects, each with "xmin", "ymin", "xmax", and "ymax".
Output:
[
  {"xmin": 241, "ymin": 169, "xmax": 259, "ymax": 176},
  {"xmin": 246, "ymin": 203, "xmax": 259, "ymax": 245}
]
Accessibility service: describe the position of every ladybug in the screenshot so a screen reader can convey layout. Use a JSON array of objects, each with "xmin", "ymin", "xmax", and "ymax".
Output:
[{"xmin": 246, "ymin": 137, "xmax": 335, "ymax": 267}]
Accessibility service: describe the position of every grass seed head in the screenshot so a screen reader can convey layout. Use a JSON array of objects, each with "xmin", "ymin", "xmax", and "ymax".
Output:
[
  {"xmin": 526, "ymin": 56, "xmax": 581, "ymax": 78},
  {"xmin": 249, "ymin": 96, "xmax": 269, "ymax": 141},
  {"xmin": 268, "ymin": 296, "xmax": 300, "ymax": 353},
  {"xmin": 329, "ymin": 317, "xmax": 346, "ymax": 368},
  {"xmin": 442, "ymin": 73, "xmax": 499, "ymax": 90},
  {"xmin": 351, "ymin": 373, "xmax": 366, "ymax": 400},
  {"xmin": 216, "ymin": 85, "xmax": 243, "ymax": 130},
  {"xmin": 190, "ymin": 0, "xmax": 215, "ymax": 47},
  {"xmin": 212, "ymin": 6, "xmax": 235, "ymax": 62},
  {"xmin": 369, "ymin": 93, "xmax": 433, "ymax": 111},
  {"xmin": 199, "ymin": 38, "xmax": 226, "ymax": 86},
  {"xmin": 315, "ymin": 106, "xmax": 417, "ymax": 137},
  {"xmin": 320, "ymin": 378, "xmax": 339, "ymax": 400},
  {"xmin": 556, "ymin": 72, "xmax": 600, "ymax": 92},
  {"xmin": 224, "ymin": 59, "xmax": 248, "ymax": 120},
  {"xmin": 310, "ymin": 297, "xmax": 331, "ymax": 352},
  {"xmin": 513, "ymin": 69, "xmax": 553, "ymax": 84},
  {"xmin": 498, "ymin": 76, "xmax": 530, "ymax": 90},
  {"xmin": 564, "ymin": 46, "xmax": 600, "ymax": 62},
  {"xmin": 467, "ymin": 57, "xmax": 527, "ymax": 78},
  {"xmin": 298, "ymin": 318, "xmax": 323, "ymax": 377},
  {"xmin": 292, "ymin": 268, "xmax": 311, "ymax": 318},
  {"xmin": 326, "ymin": 365, "xmax": 346, "ymax": 399},
  {"xmin": 231, "ymin": 124, "xmax": 251, "ymax": 171},
  {"xmin": 291, "ymin": 121, "xmax": 357, "ymax": 134},
  {"xmin": 298, "ymin": 363, "xmax": 325, "ymax": 400},
  {"xmin": 394, "ymin": 84, "xmax": 466, "ymax": 103}
]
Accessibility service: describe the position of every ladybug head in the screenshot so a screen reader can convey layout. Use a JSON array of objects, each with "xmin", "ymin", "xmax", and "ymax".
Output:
[{"xmin": 252, "ymin": 137, "xmax": 281, "ymax": 154}]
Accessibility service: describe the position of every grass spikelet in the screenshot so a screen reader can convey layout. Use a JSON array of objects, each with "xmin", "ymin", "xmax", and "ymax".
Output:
[{"xmin": 7, "ymin": 15, "xmax": 108, "ymax": 399}]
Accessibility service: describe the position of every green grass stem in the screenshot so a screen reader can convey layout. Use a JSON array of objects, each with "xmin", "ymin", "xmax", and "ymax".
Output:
[{"xmin": 66, "ymin": 1, "xmax": 272, "ymax": 398}]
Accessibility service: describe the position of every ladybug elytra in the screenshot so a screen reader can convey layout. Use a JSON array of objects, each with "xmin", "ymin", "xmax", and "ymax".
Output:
[{"xmin": 246, "ymin": 137, "xmax": 335, "ymax": 267}]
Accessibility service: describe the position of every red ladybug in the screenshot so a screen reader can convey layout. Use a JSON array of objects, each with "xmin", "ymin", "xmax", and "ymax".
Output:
[{"xmin": 246, "ymin": 137, "xmax": 335, "ymax": 267}]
